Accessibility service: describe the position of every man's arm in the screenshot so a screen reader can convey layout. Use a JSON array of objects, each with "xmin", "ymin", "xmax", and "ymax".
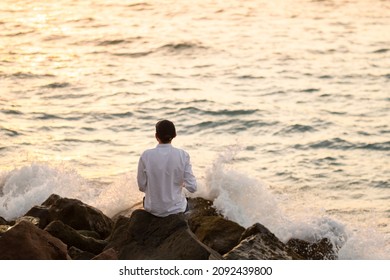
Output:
[
  {"xmin": 137, "ymin": 156, "xmax": 147, "ymax": 192},
  {"xmin": 183, "ymin": 153, "xmax": 197, "ymax": 193}
]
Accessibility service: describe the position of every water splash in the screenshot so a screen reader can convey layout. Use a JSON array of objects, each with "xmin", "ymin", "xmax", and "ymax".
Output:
[
  {"xmin": 197, "ymin": 148, "xmax": 390, "ymax": 259},
  {"xmin": 0, "ymin": 163, "xmax": 97, "ymax": 220}
]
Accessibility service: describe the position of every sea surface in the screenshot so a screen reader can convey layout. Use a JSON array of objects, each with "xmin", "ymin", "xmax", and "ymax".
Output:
[{"xmin": 0, "ymin": 0, "xmax": 389, "ymax": 259}]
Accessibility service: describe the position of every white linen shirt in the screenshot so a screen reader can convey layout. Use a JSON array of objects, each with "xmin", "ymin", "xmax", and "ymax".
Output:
[{"xmin": 137, "ymin": 143, "xmax": 197, "ymax": 217}]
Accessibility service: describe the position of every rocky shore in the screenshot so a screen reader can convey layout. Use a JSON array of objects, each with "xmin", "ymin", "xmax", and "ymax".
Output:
[{"xmin": 0, "ymin": 194, "xmax": 337, "ymax": 260}]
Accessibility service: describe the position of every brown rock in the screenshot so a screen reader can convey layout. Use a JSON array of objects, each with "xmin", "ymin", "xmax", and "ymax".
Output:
[
  {"xmin": 45, "ymin": 220, "xmax": 107, "ymax": 255},
  {"xmin": 223, "ymin": 223, "xmax": 303, "ymax": 260},
  {"xmin": 25, "ymin": 194, "xmax": 113, "ymax": 239},
  {"xmin": 0, "ymin": 220, "xmax": 70, "ymax": 260},
  {"xmin": 188, "ymin": 215, "xmax": 245, "ymax": 255},
  {"xmin": 186, "ymin": 197, "xmax": 244, "ymax": 254},
  {"xmin": 68, "ymin": 246, "xmax": 96, "ymax": 260},
  {"xmin": 286, "ymin": 238, "xmax": 337, "ymax": 260},
  {"xmin": 0, "ymin": 216, "xmax": 8, "ymax": 225},
  {"xmin": 92, "ymin": 248, "xmax": 119, "ymax": 260},
  {"xmin": 105, "ymin": 209, "xmax": 221, "ymax": 260}
]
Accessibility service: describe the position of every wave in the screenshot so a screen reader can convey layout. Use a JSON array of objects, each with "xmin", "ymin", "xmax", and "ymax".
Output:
[
  {"xmin": 294, "ymin": 138, "xmax": 390, "ymax": 151},
  {"xmin": 97, "ymin": 39, "xmax": 128, "ymax": 46},
  {"xmin": 155, "ymin": 41, "xmax": 210, "ymax": 56},
  {"xmin": 0, "ymin": 152, "xmax": 389, "ymax": 259},
  {"xmin": 4, "ymin": 72, "xmax": 55, "ymax": 79},
  {"xmin": 109, "ymin": 41, "xmax": 209, "ymax": 59},
  {"xmin": 373, "ymin": 48, "xmax": 389, "ymax": 54},
  {"xmin": 30, "ymin": 110, "xmax": 134, "ymax": 122},
  {"xmin": 0, "ymin": 128, "xmax": 20, "ymax": 137},
  {"xmin": 40, "ymin": 82, "xmax": 71, "ymax": 89},
  {"xmin": 275, "ymin": 124, "xmax": 317, "ymax": 135},
  {"xmin": 179, "ymin": 106, "xmax": 259, "ymax": 116},
  {"xmin": 197, "ymin": 149, "xmax": 390, "ymax": 259},
  {"xmin": 0, "ymin": 109, "xmax": 24, "ymax": 116},
  {"xmin": 127, "ymin": 2, "xmax": 153, "ymax": 10},
  {"xmin": 236, "ymin": 75, "xmax": 266, "ymax": 80},
  {"xmin": 299, "ymin": 88, "xmax": 321, "ymax": 93},
  {"xmin": 113, "ymin": 51, "xmax": 152, "ymax": 58}
]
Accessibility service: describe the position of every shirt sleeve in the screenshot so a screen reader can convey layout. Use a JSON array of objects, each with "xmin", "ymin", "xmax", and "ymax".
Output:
[
  {"xmin": 137, "ymin": 155, "xmax": 147, "ymax": 192},
  {"xmin": 183, "ymin": 153, "xmax": 197, "ymax": 193}
]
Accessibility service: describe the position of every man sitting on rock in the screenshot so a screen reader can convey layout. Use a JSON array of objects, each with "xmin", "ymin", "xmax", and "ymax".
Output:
[{"xmin": 137, "ymin": 120, "xmax": 197, "ymax": 217}]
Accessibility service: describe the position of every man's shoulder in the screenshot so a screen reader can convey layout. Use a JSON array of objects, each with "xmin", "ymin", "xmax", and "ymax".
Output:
[
  {"xmin": 140, "ymin": 147, "xmax": 157, "ymax": 157},
  {"xmin": 172, "ymin": 146, "xmax": 190, "ymax": 158}
]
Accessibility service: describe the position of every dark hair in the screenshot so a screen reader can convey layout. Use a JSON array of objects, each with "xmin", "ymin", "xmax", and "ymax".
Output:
[{"xmin": 155, "ymin": 120, "xmax": 176, "ymax": 143}]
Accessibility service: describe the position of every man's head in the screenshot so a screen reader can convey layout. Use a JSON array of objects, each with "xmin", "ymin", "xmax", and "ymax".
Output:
[{"xmin": 155, "ymin": 120, "xmax": 176, "ymax": 143}]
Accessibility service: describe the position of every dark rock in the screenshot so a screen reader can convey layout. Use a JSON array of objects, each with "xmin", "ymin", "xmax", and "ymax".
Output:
[
  {"xmin": 77, "ymin": 230, "xmax": 101, "ymax": 239},
  {"xmin": 25, "ymin": 194, "xmax": 113, "ymax": 239},
  {"xmin": 223, "ymin": 223, "xmax": 303, "ymax": 260},
  {"xmin": 92, "ymin": 248, "xmax": 118, "ymax": 260},
  {"xmin": 286, "ymin": 238, "xmax": 337, "ymax": 260},
  {"xmin": 105, "ymin": 209, "xmax": 221, "ymax": 260},
  {"xmin": 0, "ymin": 220, "xmax": 70, "ymax": 260},
  {"xmin": 0, "ymin": 216, "xmax": 8, "ymax": 225},
  {"xmin": 188, "ymin": 215, "xmax": 245, "ymax": 255},
  {"xmin": 68, "ymin": 246, "xmax": 96, "ymax": 260},
  {"xmin": 15, "ymin": 215, "xmax": 40, "ymax": 226},
  {"xmin": 186, "ymin": 197, "xmax": 245, "ymax": 254},
  {"xmin": 24, "ymin": 206, "xmax": 50, "ymax": 229},
  {"xmin": 45, "ymin": 220, "xmax": 107, "ymax": 255},
  {"xmin": 1, "ymin": 193, "xmax": 340, "ymax": 260},
  {"xmin": 110, "ymin": 201, "xmax": 143, "ymax": 222},
  {"xmin": 187, "ymin": 197, "xmax": 219, "ymax": 217}
]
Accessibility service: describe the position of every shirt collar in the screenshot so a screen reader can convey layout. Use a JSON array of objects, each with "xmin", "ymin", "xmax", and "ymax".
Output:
[{"xmin": 156, "ymin": 143, "xmax": 172, "ymax": 148}]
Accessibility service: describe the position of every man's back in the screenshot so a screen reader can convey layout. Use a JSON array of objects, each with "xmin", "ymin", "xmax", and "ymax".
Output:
[{"xmin": 137, "ymin": 143, "xmax": 197, "ymax": 217}]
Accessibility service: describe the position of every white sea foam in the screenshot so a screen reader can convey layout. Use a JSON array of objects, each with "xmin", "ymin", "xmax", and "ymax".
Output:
[
  {"xmin": 0, "ymin": 162, "xmax": 143, "ymax": 220},
  {"xmin": 197, "ymin": 149, "xmax": 390, "ymax": 260},
  {"xmin": 0, "ymin": 157, "xmax": 389, "ymax": 259},
  {"xmin": 0, "ymin": 163, "xmax": 98, "ymax": 220}
]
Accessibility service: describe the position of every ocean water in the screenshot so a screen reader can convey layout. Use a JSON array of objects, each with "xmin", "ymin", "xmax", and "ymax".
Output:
[{"xmin": 0, "ymin": 0, "xmax": 389, "ymax": 259}]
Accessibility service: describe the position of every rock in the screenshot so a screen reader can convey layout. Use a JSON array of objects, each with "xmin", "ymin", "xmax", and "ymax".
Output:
[
  {"xmin": 223, "ymin": 223, "xmax": 303, "ymax": 260},
  {"xmin": 187, "ymin": 197, "xmax": 219, "ymax": 217},
  {"xmin": 0, "ymin": 225, "xmax": 11, "ymax": 235},
  {"xmin": 77, "ymin": 230, "xmax": 101, "ymax": 239},
  {"xmin": 68, "ymin": 246, "xmax": 96, "ymax": 260},
  {"xmin": 0, "ymin": 193, "xmax": 341, "ymax": 260},
  {"xmin": 15, "ymin": 215, "xmax": 40, "ymax": 226},
  {"xmin": 92, "ymin": 248, "xmax": 119, "ymax": 260},
  {"xmin": 186, "ymin": 197, "xmax": 245, "ymax": 254},
  {"xmin": 105, "ymin": 209, "xmax": 221, "ymax": 260},
  {"xmin": 24, "ymin": 206, "xmax": 50, "ymax": 229},
  {"xmin": 25, "ymin": 194, "xmax": 113, "ymax": 239},
  {"xmin": 45, "ymin": 220, "xmax": 108, "ymax": 255},
  {"xmin": 286, "ymin": 238, "xmax": 337, "ymax": 260},
  {"xmin": 0, "ymin": 220, "xmax": 70, "ymax": 260},
  {"xmin": 188, "ymin": 215, "xmax": 245, "ymax": 255},
  {"xmin": 110, "ymin": 201, "xmax": 143, "ymax": 222},
  {"xmin": 0, "ymin": 216, "xmax": 8, "ymax": 225}
]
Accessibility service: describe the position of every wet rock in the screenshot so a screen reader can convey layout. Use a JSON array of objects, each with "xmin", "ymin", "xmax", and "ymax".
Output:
[
  {"xmin": 0, "ymin": 216, "xmax": 8, "ymax": 225},
  {"xmin": 92, "ymin": 248, "xmax": 118, "ymax": 260},
  {"xmin": 105, "ymin": 209, "xmax": 221, "ymax": 260},
  {"xmin": 0, "ymin": 220, "xmax": 70, "ymax": 260},
  {"xmin": 45, "ymin": 220, "xmax": 108, "ymax": 255},
  {"xmin": 25, "ymin": 194, "xmax": 113, "ymax": 239},
  {"xmin": 68, "ymin": 246, "xmax": 96, "ymax": 260},
  {"xmin": 188, "ymin": 215, "xmax": 245, "ymax": 255},
  {"xmin": 110, "ymin": 201, "xmax": 143, "ymax": 222},
  {"xmin": 187, "ymin": 197, "xmax": 245, "ymax": 254},
  {"xmin": 223, "ymin": 223, "xmax": 303, "ymax": 260},
  {"xmin": 0, "ymin": 193, "xmax": 340, "ymax": 260},
  {"xmin": 286, "ymin": 238, "xmax": 337, "ymax": 260},
  {"xmin": 0, "ymin": 225, "xmax": 11, "ymax": 236}
]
